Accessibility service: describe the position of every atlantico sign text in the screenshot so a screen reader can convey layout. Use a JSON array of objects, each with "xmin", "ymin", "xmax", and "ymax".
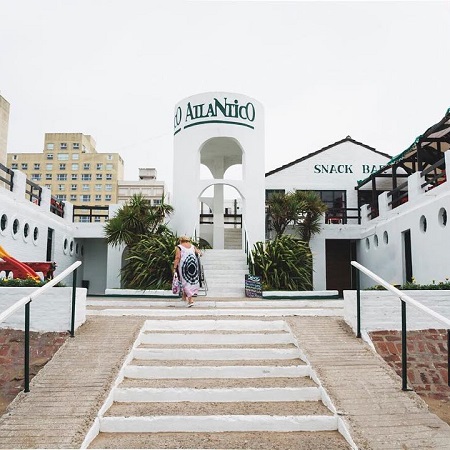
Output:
[{"xmin": 174, "ymin": 97, "xmax": 256, "ymax": 135}]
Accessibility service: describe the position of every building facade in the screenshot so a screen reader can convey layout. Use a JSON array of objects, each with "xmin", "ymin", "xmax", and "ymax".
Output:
[
  {"xmin": 117, "ymin": 168, "xmax": 169, "ymax": 205},
  {"xmin": 7, "ymin": 133, "xmax": 124, "ymax": 206},
  {"xmin": 0, "ymin": 95, "xmax": 10, "ymax": 167}
]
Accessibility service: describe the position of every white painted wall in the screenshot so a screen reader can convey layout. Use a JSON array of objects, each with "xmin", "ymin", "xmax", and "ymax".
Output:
[
  {"xmin": 356, "ymin": 152, "xmax": 450, "ymax": 288},
  {"xmin": 0, "ymin": 287, "xmax": 86, "ymax": 332},
  {"xmin": 265, "ymin": 139, "xmax": 391, "ymax": 216},
  {"xmin": 0, "ymin": 170, "xmax": 82, "ymax": 283},
  {"xmin": 344, "ymin": 290, "xmax": 450, "ymax": 332}
]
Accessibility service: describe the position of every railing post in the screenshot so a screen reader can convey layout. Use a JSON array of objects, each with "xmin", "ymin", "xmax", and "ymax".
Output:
[
  {"xmin": 356, "ymin": 269, "xmax": 361, "ymax": 338},
  {"xmin": 24, "ymin": 301, "xmax": 31, "ymax": 393},
  {"xmin": 447, "ymin": 329, "xmax": 450, "ymax": 387},
  {"xmin": 401, "ymin": 300, "xmax": 408, "ymax": 391},
  {"xmin": 70, "ymin": 268, "xmax": 78, "ymax": 337}
]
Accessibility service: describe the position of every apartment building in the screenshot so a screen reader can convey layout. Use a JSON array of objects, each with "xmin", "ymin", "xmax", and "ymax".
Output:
[
  {"xmin": 0, "ymin": 95, "xmax": 10, "ymax": 167},
  {"xmin": 7, "ymin": 133, "xmax": 124, "ymax": 205},
  {"xmin": 117, "ymin": 168, "xmax": 169, "ymax": 205}
]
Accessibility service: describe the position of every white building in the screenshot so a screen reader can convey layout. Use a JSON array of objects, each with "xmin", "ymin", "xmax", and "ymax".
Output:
[{"xmin": 0, "ymin": 90, "xmax": 449, "ymax": 297}]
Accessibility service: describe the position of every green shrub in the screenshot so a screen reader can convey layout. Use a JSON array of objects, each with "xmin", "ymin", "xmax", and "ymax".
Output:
[
  {"xmin": 250, "ymin": 235, "xmax": 313, "ymax": 291},
  {"xmin": 366, "ymin": 278, "xmax": 450, "ymax": 290}
]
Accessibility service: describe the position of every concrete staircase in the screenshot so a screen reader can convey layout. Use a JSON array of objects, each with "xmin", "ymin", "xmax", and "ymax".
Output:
[
  {"xmin": 84, "ymin": 319, "xmax": 349, "ymax": 449},
  {"xmin": 224, "ymin": 228, "xmax": 242, "ymax": 249},
  {"xmin": 200, "ymin": 249, "xmax": 249, "ymax": 298}
]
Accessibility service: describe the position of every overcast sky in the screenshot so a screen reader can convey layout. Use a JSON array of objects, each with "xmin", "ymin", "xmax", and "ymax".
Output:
[{"xmin": 1, "ymin": 0, "xmax": 449, "ymax": 193}]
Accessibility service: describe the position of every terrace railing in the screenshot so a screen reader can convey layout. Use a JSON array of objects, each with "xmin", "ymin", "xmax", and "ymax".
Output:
[
  {"xmin": 0, "ymin": 162, "xmax": 14, "ymax": 191},
  {"xmin": 73, "ymin": 205, "xmax": 110, "ymax": 222},
  {"xmin": 351, "ymin": 260, "xmax": 450, "ymax": 391},
  {"xmin": 420, "ymin": 157, "xmax": 446, "ymax": 191}
]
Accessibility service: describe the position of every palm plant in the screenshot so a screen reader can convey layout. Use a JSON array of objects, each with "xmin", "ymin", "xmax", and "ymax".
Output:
[
  {"xmin": 294, "ymin": 190, "xmax": 328, "ymax": 243},
  {"xmin": 251, "ymin": 235, "xmax": 313, "ymax": 290},
  {"xmin": 104, "ymin": 193, "xmax": 173, "ymax": 248}
]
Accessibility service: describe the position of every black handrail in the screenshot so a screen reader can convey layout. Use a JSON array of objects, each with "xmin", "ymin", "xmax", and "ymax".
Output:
[
  {"xmin": 200, "ymin": 213, "xmax": 242, "ymax": 227},
  {"xmin": 0, "ymin": 261, "xmax": 82, "ymax": 392},
  {"xmin": 0, "ymin": 162, "xmax": 14, "ymax": 191},
  {"xmin": 420, "ymin": 157, "xmax": 446, "ymax": 190},
  {"xmin": 25, "ymin": 179, "xmax": 42, "ymax": 205},
  {"xmin": 352, "ymin": 261, "xmax": 450, "ymax": 391},
  {"xmin": 387, "ymin": 181, "xmax": 409, "ymax": 209}
]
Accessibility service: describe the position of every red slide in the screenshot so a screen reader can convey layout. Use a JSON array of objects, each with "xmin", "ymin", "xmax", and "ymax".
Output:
[{"xmin": 0, "ymin": 245, "xmax": 40, "ymax": 280}]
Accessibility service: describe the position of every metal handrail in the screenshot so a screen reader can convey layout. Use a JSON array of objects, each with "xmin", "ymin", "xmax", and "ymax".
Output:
[
  {"xmin": 242, "ymin": 220, "xmax": 254, "ymax": 271},
  {"xmin": 351, "ymin": 260, "xmax": 450, "ymax": 391},
  {"xmin": 0, "ymin": 260, "xmax": 82, "ymax": 392}
]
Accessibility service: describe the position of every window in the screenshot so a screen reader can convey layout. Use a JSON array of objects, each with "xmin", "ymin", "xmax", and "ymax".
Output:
[
  {"xmin": 46, "ymin": 163, "xmax": 53, "ymax": 170},
  {"xmin": 47, "ymin": 153, "xmax": 53, "ymax": 160},
  {"xmin": 106, "ymin": 173, "xmax": 112, "ymax": 180},
  {"xmin": 47, "ymin": 143, "xmax": 54, "ymax": 150},
  {"xmin": 82, "ymin": 145, "xmax": 87, "ymax": 153},
  {"xmin": 153, "ymin": 199, "xmax": 162, "ymax": 205},
  {"xmin": 58, "ymin": 184, "xmax": 65, "ymax": 191},
  {"xmin": 21, "ymin": 163, "xmax": 28, "ymax": 170},
  {"xmin": 59, "ymin": 163, "xmax": 66, "ymax": 170},
  {"xmin": 71, "ymin": 163, "xmax": 79, "ymax": 170},
  {"xmin": 105, "ymin": 194, "xmax": 112, "ymax": 201},
  {"xmin": 106, "ymin": 163, "xmax": 113, "ymax": 170},
  {"xmin": 46, "ymin": 174, "xmax": 52, "ymax": 180},
  {"xmin": 105, "ymin": 184, "xmax": 112, "ymax": 191},
  {"xmin": 45, "ymin": 184, "xmax": 51, "ymax": 189},
  {"xmin": 95, "ymin": 194, "xmax": 102, "ymax": 201},
  {"xmin": 265, "ymin": 189, "xmax": 285, "ymax": 201},
  {"xmin": 81, "ymin": 174, "xmax": 92, "ymax": 181},
  {"xmin": 31, "ymin": 174, "xmax": 41, "ymax": 181},
  {"xmin": 71, "ymin": 184, "xmax": 77, "ymax": 191},
  {"xmin": 83, "ymin": 163, "xmax": 90, "ymax": 170},
  {"xmin": 70, "ymin": 194, "xmax": 77, "ymax": 201},
  {"xmin": 81, "ymin": 194, "xmax": 91, "ymax": 202},
  {"xmin": 60, "ymin": 143, "xmax": 67, "ymax": 149},
  {"xmin": 11, "ymin": 163, "xmax": 18, "ymax": 169},
  {"xmin": 82, "ymin": 184, "xmax": 89, "ymax": 191},
  {"xmin": 12, "ymin": 155, "xmax": 18, "ymax": 160},
  {"xmin": 72, "ymin": 153, "xmax": 79, "ymax": 160},
  {"xmin": 57, "ymin": 153, "xmax": 69, "ymax": 161},
  {"xmin": 96, "ymin": 163, "xmax": 103, "ymax": 170},
  {"xmin": 96, "ymin": 173, "xmax": 103, "ymax": 180},
  {"xmin": 107, "ymin": 154, "xmax": 113, "ymax": 160},
  {"xmin": 71, "ymin": 174, "xmax": 78, "ymax": 180},
  {"xmin": 57, "ymin": 174, "xmax": 67, "ymax": 181},
  {"xmin": 56, "ymin": 194, "xmax": 66, "ymax": 201},
  {"xmin": 95, "ymin": 184, "xmax": 102, "ymax": 191},
  {"xmin": 73, "ymin": 143, "xmax": 79, "ymax": 149},
  {"xmin": 34, "ymin": 163, "xmax": 40, "ymax": 170}
]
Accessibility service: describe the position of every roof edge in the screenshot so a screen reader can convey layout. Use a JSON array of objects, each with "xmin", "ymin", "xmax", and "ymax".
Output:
[{"xmin": 265, "ymin": 137, "xmax": 390, "ymax": 177}]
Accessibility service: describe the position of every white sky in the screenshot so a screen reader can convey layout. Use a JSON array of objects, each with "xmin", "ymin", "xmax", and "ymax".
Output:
[{"xmin": 1, "ymin": 0, "xmax": 449, "ymax": 194}]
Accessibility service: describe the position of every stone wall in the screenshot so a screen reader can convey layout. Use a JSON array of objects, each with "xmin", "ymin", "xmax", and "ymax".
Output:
[{"xmin": 0, "ymin": 329, "xmax": 68, "ymax": 415}]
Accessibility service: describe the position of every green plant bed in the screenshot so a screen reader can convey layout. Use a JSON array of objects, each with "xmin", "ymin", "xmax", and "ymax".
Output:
[
  {"xmin": 367, "ymin": 278, "xmax": 450, "ymax": 291},
  {"xmin": 0, "ymin": 278, "xmax": 65, "ymax": 287}
]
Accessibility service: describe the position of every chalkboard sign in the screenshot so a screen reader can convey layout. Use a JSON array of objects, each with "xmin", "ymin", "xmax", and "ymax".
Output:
[{"xmin": 245, "ymin": 274, "xmax": 262, "ymax": 298}]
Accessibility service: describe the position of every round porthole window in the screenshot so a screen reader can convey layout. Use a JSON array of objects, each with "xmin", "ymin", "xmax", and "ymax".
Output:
[
  {"xmin": 23, "ymin": 223, "xmax": 30, "ymax": 239},
  {"xmin": 374, "ymin": 234, "xmax": 379, "ymax": 247},
  {"xmin": 365, "ymin": 238, "xmax": 370, "ymax": 250},
  {"xmin": 420, "ymin": 215, "xmax": 427, "ymax": 233},
  {"xmin": 383, "ymin": 231, "xmax": 389, "ymax": 244},
  {"xmin": 438, "ymin": 207, "xmax": 447, "ymax": 227},
  {"xmin": 12, "ymin": 218, "xmax": 20, "ymax": 237},
  {"xmin": 69, "ymin": 240, "xmax": 74, "ymax": 255},
  {"xmin": 0, "ymin": 214, "xmax": 7, "ymax": 232},
  {"xmin": 33, "ymin": 227, "xmax": 39, "ymax": 242},
  {"xmin": 76, "ymin": 243, "xmax": 79, "ymax": 254}
]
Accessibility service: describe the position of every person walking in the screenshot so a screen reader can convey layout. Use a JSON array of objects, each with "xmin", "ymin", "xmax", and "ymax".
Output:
[{"xmin": 173, "ymin": 236, "xmax": 202, "ymax": 307}]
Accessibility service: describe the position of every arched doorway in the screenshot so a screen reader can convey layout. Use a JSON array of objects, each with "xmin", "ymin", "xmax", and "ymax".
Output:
[{"xmin": 200, "ymin": 137, "xmax": 243, "ymax": 249}]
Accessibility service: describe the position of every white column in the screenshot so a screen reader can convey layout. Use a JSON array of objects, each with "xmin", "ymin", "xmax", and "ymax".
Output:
[{"xmin": 213, "ymin": 183, "xmax": 224, "ymax": 249}]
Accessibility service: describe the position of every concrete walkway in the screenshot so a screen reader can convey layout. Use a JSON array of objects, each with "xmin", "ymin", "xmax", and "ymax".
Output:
[{"xmin": 1, "ymin": 305, "xmax": 450, "ymax": 449}]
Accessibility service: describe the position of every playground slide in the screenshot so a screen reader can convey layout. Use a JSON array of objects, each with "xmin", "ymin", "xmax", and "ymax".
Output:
[{"xmin": 0, "ymin": 245, "xmax": 40, "ymax": 280}]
